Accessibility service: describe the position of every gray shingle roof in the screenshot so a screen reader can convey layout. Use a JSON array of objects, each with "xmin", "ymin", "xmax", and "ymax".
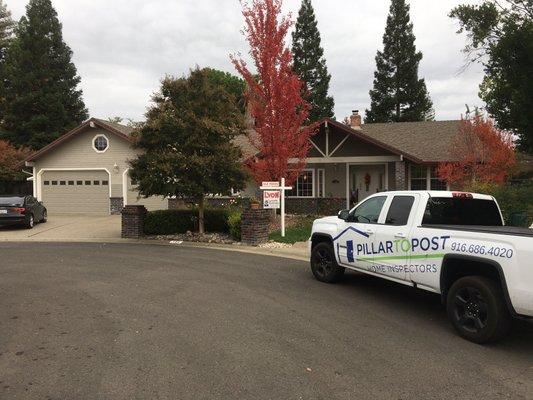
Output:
[
  {"xmin": 94, "ymin": 118, "xmax": 135, "ymax": 136},
  {"xmin": 360, "ymin": 120, "xmax": 460, "ymax": 162}
]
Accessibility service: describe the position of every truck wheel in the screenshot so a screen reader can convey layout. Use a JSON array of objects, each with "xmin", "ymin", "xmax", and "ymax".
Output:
[
  {"xmin": 310, "ymin": 242, "xmax": 345, "ymax": 283},
  {"xmin": 447, "ymin": 276, "xmax": 511, "ymax": 344}
]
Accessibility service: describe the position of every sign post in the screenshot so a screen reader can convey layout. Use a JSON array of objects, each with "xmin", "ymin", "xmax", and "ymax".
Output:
[{"xmin": 260, "ymin": 178, "xmax": 292, "ymax": 237}]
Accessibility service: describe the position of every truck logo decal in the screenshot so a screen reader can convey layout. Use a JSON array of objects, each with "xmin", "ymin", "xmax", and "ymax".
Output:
[
  {"xmin": 332, "ymin": 226, "xmax": 369, "ymax": 241},
  {"xmin": 356, "ymin": 253, "xmax": 446, "ymax": 262}
]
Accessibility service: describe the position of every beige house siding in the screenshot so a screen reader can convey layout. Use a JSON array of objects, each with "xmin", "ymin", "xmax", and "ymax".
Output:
[
  {"xmin": 34, "ymin": 127, "xmax": 136, "ymax": 198},
  {"xmin": 33, "ymin": 125, "xmax": 168, "ymax": 213}
]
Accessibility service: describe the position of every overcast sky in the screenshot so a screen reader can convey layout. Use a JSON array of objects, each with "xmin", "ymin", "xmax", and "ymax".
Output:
[{"xmin": 6, "ymin": 0, "xmax": 484, "ymax": 123}]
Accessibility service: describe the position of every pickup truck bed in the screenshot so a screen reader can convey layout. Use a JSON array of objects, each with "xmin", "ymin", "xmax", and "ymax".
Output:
[{"xmin": 421, "ymin": 225, "xmax": 533, "ymax": 237}]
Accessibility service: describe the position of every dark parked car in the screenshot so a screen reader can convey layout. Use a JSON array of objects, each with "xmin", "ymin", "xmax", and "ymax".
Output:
[{"xmin": 0, "ymin": 195, "xmax": 47, "ymax": 229}]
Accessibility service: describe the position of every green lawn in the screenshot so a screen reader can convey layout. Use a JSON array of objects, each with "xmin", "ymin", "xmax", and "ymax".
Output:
[{"xmin": 269, "ymin": 217, "xmax": 314, "ymax": 244}]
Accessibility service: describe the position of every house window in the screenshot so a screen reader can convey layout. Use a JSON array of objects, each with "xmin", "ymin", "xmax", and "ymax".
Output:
[
  {"xmin": 410, "ymin": 165, "xmax": 427, "ymax": 190},
  {"xmin": 93, "ymin": 135, "xmax": 109, "ymax": 152},
  {"xmin": 287, "ymin": 170, "xmax": 314, "ymax": 197},
  {"xmin": 410, "ymin": 165, "xmax": 449, "ymax": 190},
  {"xmin": 85, "ymin": 181, "xmax": 91, "ymax": 185},
  {"xmin": 430, "ymin": 166, "xmax": 448, "ymax": 190},
  {"xmin": 44, "ymin": 181, "xmax": 50, "ymax": 186},
  {"xmin": 317, "ymin": 169, "xmax": 325, "ymax": 198},
  {"xmin": 76, "ymin": 181, "xmax": 83, "ymax": 185},
  {"xmin": 68, "ymin": 181, "xmax": 74, "ymax": 186}
]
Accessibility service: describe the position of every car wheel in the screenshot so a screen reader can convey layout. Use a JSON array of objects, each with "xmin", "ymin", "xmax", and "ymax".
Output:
[
  {"xmin": 40, "ymin": 210, "xmax": 47, "ymax": 223},
  {"xmin": 447, "ymin": 276, "xmax": 511, "ymax": 344},
  {"xmin": 26, "ymin": 214, "xmax": 34, "ymax": 229},
  {"xmin": 310, "ymin": 242, "xmax": 345, "ymax": 283}
]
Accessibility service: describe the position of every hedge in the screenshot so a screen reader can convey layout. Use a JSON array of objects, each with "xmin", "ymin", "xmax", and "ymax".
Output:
[{"xmin": 144, "ymin": 209, "xmax": 230, "ymax": 235}]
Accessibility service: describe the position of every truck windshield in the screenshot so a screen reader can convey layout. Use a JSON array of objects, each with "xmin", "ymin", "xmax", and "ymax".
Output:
[
  {"xmin": 0, "ymin": 197, "xmax": 24, "ymax": 207},
  {"xmin": 422, "ymin": 197, "xmax": 503, "ymax": 226}
]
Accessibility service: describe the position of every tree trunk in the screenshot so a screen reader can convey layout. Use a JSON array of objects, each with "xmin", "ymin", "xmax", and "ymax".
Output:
[{"xmin": 198, "ymin": 195, "xmax": 205, "ymax": 234}]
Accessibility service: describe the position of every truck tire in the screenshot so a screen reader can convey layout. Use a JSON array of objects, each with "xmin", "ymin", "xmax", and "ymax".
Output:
[
  {"xmin": 310, "ymin": 242, "xmax": 345, "ymax": 283},
  {"xmin": 447, "ymin": 276, "xmax": 511, "ymax": 344}
]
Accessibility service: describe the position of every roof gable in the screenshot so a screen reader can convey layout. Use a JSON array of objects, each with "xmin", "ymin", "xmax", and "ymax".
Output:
[{"xmin": 23, "ymin": 118, "xmax": 134, "ymax": 164}]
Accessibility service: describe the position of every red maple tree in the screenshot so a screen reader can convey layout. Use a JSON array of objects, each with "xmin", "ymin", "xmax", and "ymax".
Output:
[
  {"xmin": 231, "ymin": 0, "xmax": 315, "ymax": 185},
  {"xmin": 437, "ymin": 114, "xmax": 516, "ymax": 187}
]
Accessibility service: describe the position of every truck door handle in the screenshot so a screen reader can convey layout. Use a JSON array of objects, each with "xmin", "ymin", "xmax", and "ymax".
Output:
[{"xmin": 394, "ymin": 233, "xmax": 406, "ymax": 239}]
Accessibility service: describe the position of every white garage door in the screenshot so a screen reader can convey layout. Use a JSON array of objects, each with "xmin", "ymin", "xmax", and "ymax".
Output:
[{"xmin": 41, "ymin": 171, "xmax": 110, "ymax": 214}]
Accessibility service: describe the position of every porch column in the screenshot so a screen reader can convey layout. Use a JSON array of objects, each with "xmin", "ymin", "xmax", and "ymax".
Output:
[{"xmin": 395, "ymin": 161, "xmax": 407, "ymax": 190}]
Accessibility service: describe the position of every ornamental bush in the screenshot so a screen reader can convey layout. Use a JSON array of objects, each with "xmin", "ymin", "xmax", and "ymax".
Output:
[
  {"xmin": 144, "ymin": 209, "xmax": 230, "ymax": 235},
  {"xmin": 227, "ymin": 212, "xmax": 242, "ymax": 240}
]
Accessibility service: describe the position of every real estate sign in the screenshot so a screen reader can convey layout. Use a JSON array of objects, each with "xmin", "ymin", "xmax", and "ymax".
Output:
[{"xmin": 263, "ymin": 190, "xmax": 280, "ymax": 209}]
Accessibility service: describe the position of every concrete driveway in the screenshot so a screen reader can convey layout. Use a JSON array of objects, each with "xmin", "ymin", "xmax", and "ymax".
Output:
[{"xmin": 0, "ymin": 214, "xmax": 121, "ymax": 241}]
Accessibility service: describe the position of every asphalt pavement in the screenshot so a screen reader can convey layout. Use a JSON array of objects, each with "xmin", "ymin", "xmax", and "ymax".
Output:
[{"xmin": 1, "ymin": 242, "xmax": 532, "ymax": 400}]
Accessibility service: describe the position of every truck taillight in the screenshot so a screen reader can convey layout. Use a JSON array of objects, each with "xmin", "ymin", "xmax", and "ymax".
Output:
[{"xmin": 452, "ymin": 192, "xmax": 473, "ymax": 199}]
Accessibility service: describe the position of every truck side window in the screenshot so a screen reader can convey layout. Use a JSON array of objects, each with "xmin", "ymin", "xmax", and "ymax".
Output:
[
  {"xmin": 351, "ymin": 196, "xmax": 387, "ymax": 223},
  {"xmin": 385, "ymin": 196, "xmax": 415, "ymax": 226}
]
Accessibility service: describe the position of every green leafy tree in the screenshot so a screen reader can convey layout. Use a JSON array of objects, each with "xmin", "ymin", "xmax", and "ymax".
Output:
[
  {"xmin": 1, "ymin": 0, "xmax": 88, "ymax": 150},
  {"xmin": 204, "ymin": 68, "xmax": 246, "ymax": 113},
  {"xmin": 292, "ymin": 0, "xmax": 334, "ymax": 122},
  {"xmin": 366, "ymin": 0, "xmax": 433, "ymax": 123},
  {"xmin": 129, "ymin": 67, "xmax": 247, "ymax": 234},
  {"xmin": 450, "ymin": 1, "xmax": 533, "ymax": 154}
]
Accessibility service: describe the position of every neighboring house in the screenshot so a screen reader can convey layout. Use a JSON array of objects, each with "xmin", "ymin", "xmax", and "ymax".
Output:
[
  {"xmin": 242, "ymin": 111, "xmax": 459, "ymax": 214},
  {"xmin": 21, "ymin": 118, "xmax": 167, "ymax": 214}
]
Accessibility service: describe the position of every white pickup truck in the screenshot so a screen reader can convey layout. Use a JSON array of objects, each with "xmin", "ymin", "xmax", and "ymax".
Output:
[{"xmin": 309, "ymin": 191, "xmax": 533, "ymax": 343}]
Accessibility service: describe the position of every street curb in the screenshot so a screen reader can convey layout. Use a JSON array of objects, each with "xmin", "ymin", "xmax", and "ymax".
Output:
[{"xmin": 0, "ymin": 238, "xmax": 309, "ymax": 262}]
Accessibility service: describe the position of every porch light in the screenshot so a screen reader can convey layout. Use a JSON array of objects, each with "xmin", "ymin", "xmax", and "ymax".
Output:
[{"xmin": 113, "ymin": 163, "xmax": 120, "ymax": 173}]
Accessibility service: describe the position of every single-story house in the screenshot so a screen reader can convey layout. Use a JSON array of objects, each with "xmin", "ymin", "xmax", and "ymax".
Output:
[
  {"xmin": 21, "ymin": 112, "xmax": 459, "ymax": 215},
  {"xmin": 21, "ymin": 118, "xmax": 167, "ymax": 214},
  {"xmin": 242, "ymin": 111, "xmax": 459, "ymax": 214}
]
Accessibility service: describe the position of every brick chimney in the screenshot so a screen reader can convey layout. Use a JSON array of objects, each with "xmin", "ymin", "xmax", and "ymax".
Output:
[{"xmin": 349, "ymin": 110, "xmax": 362, "ymax": 130}]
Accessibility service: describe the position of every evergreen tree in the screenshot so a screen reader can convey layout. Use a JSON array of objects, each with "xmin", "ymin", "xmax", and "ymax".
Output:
[
  {"xmin": 1, "ymin": 0, "xmax": 88, "ymax": 150},
  {"xmin": 0, "ymin": 0, "xmax": 14, "ymax": 58},
  {"xmin": 292, "ymin": 0, "xmax": 334, "ymax": 122},
  {"xmin": 366, "ymin": 0, "xmax": 433, "ymax": 123},
  {"xmin": 0, "ymin": 0, "xmax": 15, "ymax": 125}
]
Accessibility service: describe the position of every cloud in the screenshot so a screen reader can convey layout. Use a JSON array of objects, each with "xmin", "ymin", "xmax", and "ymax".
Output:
[{"xmin": 6, "ymin": 0, "xmax": 484, "ymax": 122}]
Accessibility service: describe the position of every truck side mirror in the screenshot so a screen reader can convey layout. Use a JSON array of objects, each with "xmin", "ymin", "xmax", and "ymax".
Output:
[{"xmin": 338, "ymin": 209, "xmax": 350, "ymax": 221}]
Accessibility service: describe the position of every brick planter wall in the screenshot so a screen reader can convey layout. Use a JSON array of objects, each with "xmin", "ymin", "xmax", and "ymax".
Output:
[
  {"xmin": 121, "ymin": 205, "xmax": 147, "ymax": 239},
  {"xmin": 241, "ymin": 209, "xmax": 270, "ymax": 246}
]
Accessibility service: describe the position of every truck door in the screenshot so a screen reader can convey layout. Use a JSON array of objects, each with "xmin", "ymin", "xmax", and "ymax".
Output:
[
  {"xmin": 373, "ymin": 194, "xmax": 419, "ymax": 282},
  {"xmin": 335, "ymin": 195, "xmax": 387, "ymax": 272}
]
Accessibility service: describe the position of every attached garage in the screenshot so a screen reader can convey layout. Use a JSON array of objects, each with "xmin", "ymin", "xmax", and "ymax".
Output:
[{"xmin": 41, "ymin": 170, "xmax": 110, "ymax": 214}]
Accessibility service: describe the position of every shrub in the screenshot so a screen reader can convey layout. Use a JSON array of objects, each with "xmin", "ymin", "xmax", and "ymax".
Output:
[
  {"xmin": 227, "ymin": 212, "xmax": 242, "ymax": 240},
  {"xmin": 144, "ymin": 209, "xmax": 230, "ymax": 235},
  {"xmin": 465, "ymin": 182, "xmax": 533, "ymax": 227}
]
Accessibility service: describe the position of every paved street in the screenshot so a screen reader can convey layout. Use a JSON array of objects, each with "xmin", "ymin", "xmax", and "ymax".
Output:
[{"xmin": 1, "ymin": 243, "xmax": 532, "ymax": 400}]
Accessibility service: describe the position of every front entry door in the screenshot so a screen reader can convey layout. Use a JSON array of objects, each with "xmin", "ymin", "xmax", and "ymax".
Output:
[{"xmin": 349, "ymin": 165, "xmax": 385, "ymax": 207}]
